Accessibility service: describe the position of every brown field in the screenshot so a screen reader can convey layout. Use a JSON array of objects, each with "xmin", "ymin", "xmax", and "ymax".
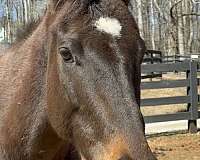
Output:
[
  {"xmin": 148, "ymin": 132, "xmax": 200, "ymax": 160},
  {"xmin": 142, "ymin": 73, "xmax": 200, "ymax": 160}
]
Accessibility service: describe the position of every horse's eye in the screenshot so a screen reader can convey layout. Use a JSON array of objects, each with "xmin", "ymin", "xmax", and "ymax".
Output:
[{"xmin": 59, "ymin": 47, "xmax": 74, "ymax": 63}]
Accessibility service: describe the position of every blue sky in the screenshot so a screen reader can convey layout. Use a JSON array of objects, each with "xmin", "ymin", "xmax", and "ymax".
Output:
[
  {"xmin": 0, "ymin": 4, "xmax": 4, "ymax": 18},
  {"xmin": 0, "ymin": 3, "xmax": 17, "ymax": 21}
]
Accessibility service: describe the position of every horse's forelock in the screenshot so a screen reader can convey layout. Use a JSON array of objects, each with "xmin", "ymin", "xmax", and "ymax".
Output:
[
  {"xmin": 122, "ymin": 0, "xmax": 130, "ymax": 6},
  {"xmin": 48, "ymin": 0, "xmax": 133, "ymax": 35},
  {"xmin": 48, "ymin": 0, "xmax": 129, "ymax": 13},
  {"xmin": 49, "ymin": 0, "xmax": 92, "ymax": 11},
  {"xmin": 48, "ymin": 0, "xmax": 93, "ymax": 29}
]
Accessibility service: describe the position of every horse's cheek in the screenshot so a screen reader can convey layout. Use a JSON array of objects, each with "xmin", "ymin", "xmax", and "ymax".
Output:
[{"xmin": 46, "ymin": 57, "xmax": 72, "ymax": 140}]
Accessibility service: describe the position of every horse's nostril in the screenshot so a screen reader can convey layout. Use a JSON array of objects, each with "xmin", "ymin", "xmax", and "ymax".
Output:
[{"xmin": 118, "ymin": 155, "xmax": 132, "ymax": 160}]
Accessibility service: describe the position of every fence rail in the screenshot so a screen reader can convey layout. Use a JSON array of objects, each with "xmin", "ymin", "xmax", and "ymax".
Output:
[
  {"xmin": 141, "ymin": 61, "xmax": 200, "ymax": 133},
  {"xmin": 143, "ymin": 50, "xmax": 200, "ymax": 64},
  {"xmin": 143, "ymin": 50, "xmax": 163, "ymax": 79}
]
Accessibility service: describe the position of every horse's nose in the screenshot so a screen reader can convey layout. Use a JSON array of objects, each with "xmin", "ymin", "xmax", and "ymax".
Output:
[{"xmin": 118, "ymin": 155, "xmax": 132, "ymax": 160}]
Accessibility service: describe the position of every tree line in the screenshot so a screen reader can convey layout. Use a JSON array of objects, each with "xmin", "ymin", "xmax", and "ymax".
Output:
[
  {"xmin": 0, "ymin": 0, "xmax": 46, "ymax": 43},
  {"xmin": 0, "ymin": 0, "xmax": 200, "ymax": 56},
  {"xmin": 130, "ymin": 0, "xmax": 200, "ymax": 55}
]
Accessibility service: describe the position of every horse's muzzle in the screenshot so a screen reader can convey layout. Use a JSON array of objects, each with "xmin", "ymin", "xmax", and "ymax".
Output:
[{"xmin": 118, "ymin": 155, "xmax": 132, "ymax": 160}]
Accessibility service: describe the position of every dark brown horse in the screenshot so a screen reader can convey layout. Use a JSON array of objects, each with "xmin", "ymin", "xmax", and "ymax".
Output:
[{"xmin": 0, "ymin": 0, "xmax": 156, "ymax": 159}]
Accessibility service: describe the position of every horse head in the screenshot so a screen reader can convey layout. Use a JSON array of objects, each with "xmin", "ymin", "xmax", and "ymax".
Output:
[{"xmin": 46, "ymin": 0, "xmax": 155, "ymax": 159}]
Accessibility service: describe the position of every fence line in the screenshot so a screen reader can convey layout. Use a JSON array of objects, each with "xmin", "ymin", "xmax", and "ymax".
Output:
[
  {"xmin": 144, "ymin": 50, "xmax": 200, "ymax": 64},
  {"xmin": 141, "ymin": 61, "xmax": 200, "ymax": 133}
]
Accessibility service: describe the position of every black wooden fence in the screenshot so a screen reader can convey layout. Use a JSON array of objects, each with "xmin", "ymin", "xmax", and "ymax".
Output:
[
  {"xmin": 141, "ymin": 61, "xmax": 200, "ymax": 133},
  {"xmin": 144, "ymin": 50, "xmax": 200, "ymax": 64},
  {"xmin": 143, "ymin": 50, "xmax": 163, "ymax": 64},
  {"xmin": 142, "ymin": 50, "xmax": 163, "ymax": 79}
]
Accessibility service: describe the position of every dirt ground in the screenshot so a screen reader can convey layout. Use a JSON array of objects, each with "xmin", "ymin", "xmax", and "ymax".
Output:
[
  {"xmin": 148, "ymin": 132, "xmax": 200, "ymax": 160},
  {"xmin": 142, "ymin": 73, "xmax": 200, "ymax": 160}
]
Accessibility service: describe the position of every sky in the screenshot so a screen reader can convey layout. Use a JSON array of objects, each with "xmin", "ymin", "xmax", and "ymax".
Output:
[
  {"xmin": 0, "ymin": 4, "xmax": 3, "ymax": 17},
  {"xmin": 0, "ymin": 3, "xmax": 18, "ymax": 21}
]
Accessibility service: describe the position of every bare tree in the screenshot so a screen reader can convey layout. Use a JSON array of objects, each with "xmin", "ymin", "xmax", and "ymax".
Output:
[{"xmin": 0, "ymin": 0, "xmax": 46, "ymax": 43}]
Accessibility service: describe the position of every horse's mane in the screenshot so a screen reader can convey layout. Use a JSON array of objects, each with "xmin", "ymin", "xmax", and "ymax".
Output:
[
  {"xmin": 0, "ymin": 16, "xmax": 45, "ymax": 55},
  {"xmin": 15, "ymin": 18, "xmax": 41, "ymax": 42}
]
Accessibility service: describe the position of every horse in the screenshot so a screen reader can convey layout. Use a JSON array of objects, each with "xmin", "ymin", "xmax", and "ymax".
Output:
[{"xmin": 0, "ymin": 0, "xmax": 156, "ymax": 159}]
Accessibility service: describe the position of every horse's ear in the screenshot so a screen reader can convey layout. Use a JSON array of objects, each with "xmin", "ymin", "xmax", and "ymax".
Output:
[
  {"xmin": 49, "ymin": 0, "xmax": 60, "ymax": 7},
  {"xmin": 48, "ymin": 0, "xmax": 66, "ymax": 10},
  {"xmin": 48, "ymin": 0, "xmax": 99, "ymax": 10},
  {"xmin": 122, "ymin": 0, "xmax": 130, "ymax": 6}
]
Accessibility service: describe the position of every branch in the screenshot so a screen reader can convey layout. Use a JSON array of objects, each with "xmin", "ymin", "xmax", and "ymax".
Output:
[
  {"xmin": 153, "ymin": 0, "xmax": 168, "ymax": 22},
  {"xmin": 181, "ymin": 13, "xmax": 200, "ymax": 16},
  {"xmin": 170, "ymin": 0, "xmax": 184, "ymax": 25}
]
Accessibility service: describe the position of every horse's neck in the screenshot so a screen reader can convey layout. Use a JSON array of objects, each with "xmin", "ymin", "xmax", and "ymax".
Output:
[
  {"xmin": 0, "ymin": 16, "xmax": 48, "ymax": 107},
  {"xmin": 0, "ymin": 16, "xmax": 64, "ymax": 159}
]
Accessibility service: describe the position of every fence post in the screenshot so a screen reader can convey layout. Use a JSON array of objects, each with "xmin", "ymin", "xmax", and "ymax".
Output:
[
  {"xmin": 188, "ymin": 61, "xmax": 198, "ymax": 133},
  {"xmin": 150, "ymin": 53, "xmax": 154, "ymax": 82}
]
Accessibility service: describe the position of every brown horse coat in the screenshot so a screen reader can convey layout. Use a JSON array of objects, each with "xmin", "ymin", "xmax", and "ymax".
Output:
[{"xmin": 0, "ymin": 0, "xmax": 156, "ymax": 159}]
